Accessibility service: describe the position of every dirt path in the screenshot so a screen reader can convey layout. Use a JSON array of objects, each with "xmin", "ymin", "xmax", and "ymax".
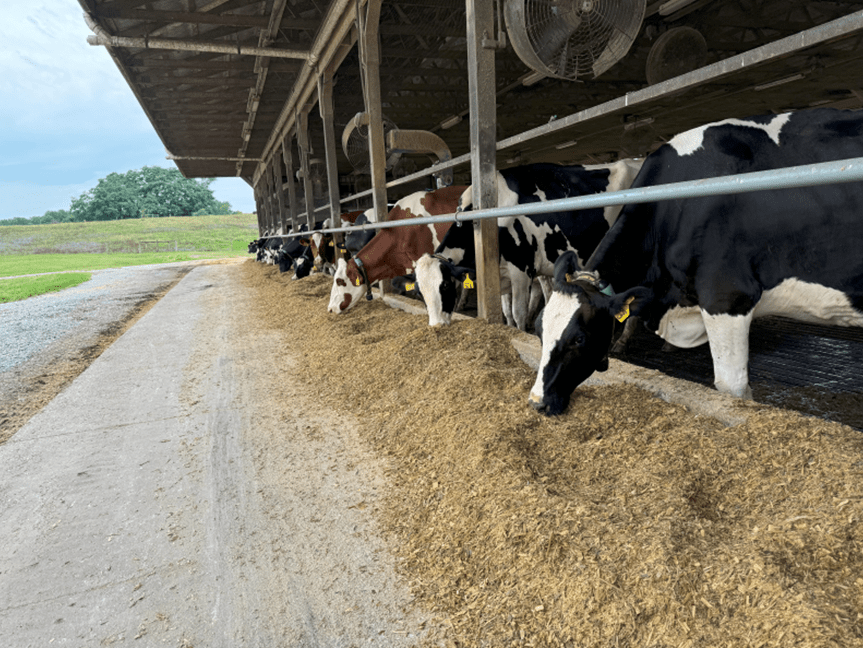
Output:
[{"xmin": 0, "ymin": 263, "xmax": 437, "ymax": 647}]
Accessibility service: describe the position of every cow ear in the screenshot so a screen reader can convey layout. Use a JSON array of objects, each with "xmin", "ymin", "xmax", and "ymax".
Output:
[
  {"xmin": 605, "ymin": 287, "xmax": 652, "ymax": 322},
  {"xmin": 553, "ymin": 251, "xmax": 581, "ymax": 288}
]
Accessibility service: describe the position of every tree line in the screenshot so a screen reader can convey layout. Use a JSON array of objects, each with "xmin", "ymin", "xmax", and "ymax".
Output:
[{"xmin": 2, "ymin": 167, "xmax": 240, "ymax": 226}]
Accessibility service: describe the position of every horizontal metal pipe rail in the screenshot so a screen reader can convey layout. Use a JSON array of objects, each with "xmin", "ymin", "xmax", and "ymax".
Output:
[{"xmin": 258, "ymin": 158, "xmax": 862, "ymax": 241}]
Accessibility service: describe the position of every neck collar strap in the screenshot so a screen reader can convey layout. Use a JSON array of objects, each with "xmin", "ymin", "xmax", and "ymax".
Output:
[
  {"xmin": 353, "ymin": 256, "xmax": 374, "ymax": 301},
  {"xmin": 565, "ymin": 270, "xmax": 615, "ymax": 296}
]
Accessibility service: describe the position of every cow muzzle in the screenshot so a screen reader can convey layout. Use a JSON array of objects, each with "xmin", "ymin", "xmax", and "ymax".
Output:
[{"xmin": 527, "ymin": 392, "xmax": 547, "ymax": 413}]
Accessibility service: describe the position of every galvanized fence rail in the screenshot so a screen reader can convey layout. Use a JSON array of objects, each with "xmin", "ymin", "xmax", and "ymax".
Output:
[{"xmin": 263, "ymin": 158, "xmax": 862, "ymax": 241}]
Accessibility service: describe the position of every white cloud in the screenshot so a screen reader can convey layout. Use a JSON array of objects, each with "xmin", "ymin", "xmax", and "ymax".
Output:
[
  {"xmin": 0, "ymin": 2, "xmax": 255, "ymax": 219},
  {"xmin": 0, "ymin": 2, "xmax": 148, "ymax": 138}
]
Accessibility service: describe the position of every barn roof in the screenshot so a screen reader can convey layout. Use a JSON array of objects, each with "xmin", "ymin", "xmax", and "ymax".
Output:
[{"xmin": 80, "ymin": 0, "xmax": 861, "ymax": 194}]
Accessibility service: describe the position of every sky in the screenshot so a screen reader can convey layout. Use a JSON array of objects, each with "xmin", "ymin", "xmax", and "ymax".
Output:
[{"xmin": 0, "ymin": 1, "xmax": 256, "ymax": 220}]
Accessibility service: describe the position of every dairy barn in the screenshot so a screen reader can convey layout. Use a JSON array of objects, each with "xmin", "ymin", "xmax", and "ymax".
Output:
[{"xmin": 1, "ymin": 1, "xmax": 861, "ymax": 646}]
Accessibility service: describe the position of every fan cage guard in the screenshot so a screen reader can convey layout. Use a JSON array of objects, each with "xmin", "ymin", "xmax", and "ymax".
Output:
[
  {"xmin": 343, "ymin": 115, "xmax": 398, "ymax": 173},
  {"xmin": 508, "ymin": 0, "xmax": 645, "ymax": 80}
]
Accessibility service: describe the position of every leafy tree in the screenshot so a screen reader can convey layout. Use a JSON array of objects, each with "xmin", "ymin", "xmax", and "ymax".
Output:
[
  {"xmin": 69, "ymin": 166, "xmax": 231, "ymax": 221},
  {"xmin": 2, "ymin": 167, "xmax": 237, "ymax": 225},
  {"xmin": 192, "ymin": 200, "xmax": 235, "ymax": 217},
  {"xmin": 0, "ymin": 217, "xmax": 32, "ymax": 226}
]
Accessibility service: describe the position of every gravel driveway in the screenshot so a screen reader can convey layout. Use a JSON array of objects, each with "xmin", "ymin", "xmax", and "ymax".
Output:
[{"xmin": 0, "ymin": 261, "xmax": 211, "ymax": 442}]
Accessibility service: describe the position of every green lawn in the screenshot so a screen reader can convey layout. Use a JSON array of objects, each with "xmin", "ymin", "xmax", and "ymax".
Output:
[
  {"xmin": 0, "ymin": 213, "xmax": 259, "ymax": 300},
  {"xmin": 0, "ymin": 213, "xmax": 258, "ymax": 256},
  {"xmin": 0, "ymin": 251, "xmax": 241, "ymax": 278},
  {"xmin": 0, "ymin": 272, "xmax": 92, "ymax": 303}
]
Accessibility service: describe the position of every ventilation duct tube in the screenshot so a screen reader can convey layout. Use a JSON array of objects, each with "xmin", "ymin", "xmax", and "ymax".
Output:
[{"xmin": 386, "ymin": 130, "xmax": 453, "ymax": 188}]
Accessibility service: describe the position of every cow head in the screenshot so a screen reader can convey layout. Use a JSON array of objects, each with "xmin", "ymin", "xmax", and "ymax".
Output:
[
  {"xmin": 277, "ymin": 248, "xmax": 294, "ymax": 273},
  {"xmin": 344, "ymin": 214, "xmax": 377, "ymax": 256},
  {"xmin": 327, "ymin": 258, "xmax": 367, "ymax": 313},
  {"xmin": 528, "ymin": 251, "xmax": 650, "ymax": 416},
  {"xmin": 310, "ymin": 219, "xmax": 333, "ymax": 271},
  {"xmin": 415, "ymin": 253, "xmax": 469, "ymax": 326},
  {"xmin": 292, "ymin": 255, "xmax": 312, "ymax": 280}
]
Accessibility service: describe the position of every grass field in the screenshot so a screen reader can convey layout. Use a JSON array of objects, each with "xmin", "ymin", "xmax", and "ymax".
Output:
[
  {"xmin": 0, "ymin": 213, "xmax": 258, "ymax": 300},
  {"xmin": 0, "ymin": 272, "xmax": 92, "ymax": 303},
  {"xmin": 0, "ymin": 213, "xmax": 258, "ymax": 256},
  {"xmin": 0, "ymin": 251, "xmax": 243, "ymax": 278}
]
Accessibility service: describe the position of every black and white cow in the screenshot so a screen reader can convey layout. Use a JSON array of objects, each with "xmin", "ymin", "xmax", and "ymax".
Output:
[
  {"xmin": 530, "ymin": 108, "xmax": 863, "ymax": 415},
  {"xmin": 287, "ymin": 244, "xmax": 315, "ymax": 279},
  {"xmin": 343, "ymin": 209, "xmax": 378, "ymax": 257},
  {"xmin": 257, "ymin": 237, "xmax": 281, "ymax": 264},
  {"xmin": 415, "ymin": 160, "xmax": 643, "ymax": 328},
  {"xmin": 263, "ymin": 227, "xmax": 307, "ymax": 276}
]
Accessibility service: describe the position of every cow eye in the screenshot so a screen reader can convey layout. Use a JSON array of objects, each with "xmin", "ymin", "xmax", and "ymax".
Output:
[{"xmin": 572, "ymin": 333, "xmax": 586, "ymax": 347}]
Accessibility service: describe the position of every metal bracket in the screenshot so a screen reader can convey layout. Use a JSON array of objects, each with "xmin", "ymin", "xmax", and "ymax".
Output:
[{"xmin": 481, "ymin": 0, "xmax": 508, "ymax": 50}]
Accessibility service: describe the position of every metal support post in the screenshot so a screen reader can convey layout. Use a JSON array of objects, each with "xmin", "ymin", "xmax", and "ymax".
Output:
[
  {"xmin": 282, "ymin": 131, "xmax": 301, "ymax": 232},
  {"xmin": 254, "ymin": 188, "xmax": 264, "ymax": 237},
  {"xmin": 466, "ymin": 0, "xmax": 502, "ymax": 323},
  {"xmin": 265, "ymin": 159, "xmax": 277, "ymax": 236},
  {"xmin": 272, "ymin": 157, "xmax": 286, "ymax": 235},
  {"xmin": 361, "ymin": 0, "xmax": 389, "ymax": 294},
  {"xmin": 318, "ymin": 72, "xmax": 344, "ymax": 244},
  {"xmin": 259, "ymin": 175, "xmax": 271, "ymax": 236},
  {"xmin": 296, "ymin": 109, "xmax": 317, "ymax": 231}
]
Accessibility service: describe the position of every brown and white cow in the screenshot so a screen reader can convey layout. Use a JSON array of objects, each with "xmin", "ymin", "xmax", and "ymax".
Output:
[{"xmin": 327, "ymin": 186, "xmax": 467, "ymax": 314}]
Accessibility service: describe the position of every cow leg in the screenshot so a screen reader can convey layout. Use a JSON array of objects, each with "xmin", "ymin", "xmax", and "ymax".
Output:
[
  {"xmin": 527, "ymin": 279, "xmax": 544, "ymax": 325},
  {"xmin": 510, "ymin": 272, "xmax": 533, "ymax": 331},
  {"xmin": 501, "ymin": 293, "xmax": 516, "ymax": 327},
  {"xmin": 701, "ymin": 309, "xmax": 754, "ymax": 399},
  {"xmin": 454, "ymin": 284, "xmax": 469, "ymax": 313},
  {"xmin": 537, "ymin": 276, "xmax": 553, "ymax": 302},
  {"xmin": 611, "ymin": 316, "xmax": 641, "ymax": 354}
]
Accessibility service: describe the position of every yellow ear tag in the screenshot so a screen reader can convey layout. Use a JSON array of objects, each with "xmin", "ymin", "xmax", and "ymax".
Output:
[
  {"xmin": 329, "ymin": 241, "xmax": 335, "ymax": 246},
  {"xmin": 355, "ymin": 277, "xmax": 362, "ymax": 286},
  {"xmin": 614, "ymin": 296, "xmax": 635, "ymax": 323},
  {"xmin": 405, "ymin": 282, "xmax": 415, "ymax": 291},
  {"xmin": 463, "ymin": 276, "xmax": 475, "ymax": 289}
]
